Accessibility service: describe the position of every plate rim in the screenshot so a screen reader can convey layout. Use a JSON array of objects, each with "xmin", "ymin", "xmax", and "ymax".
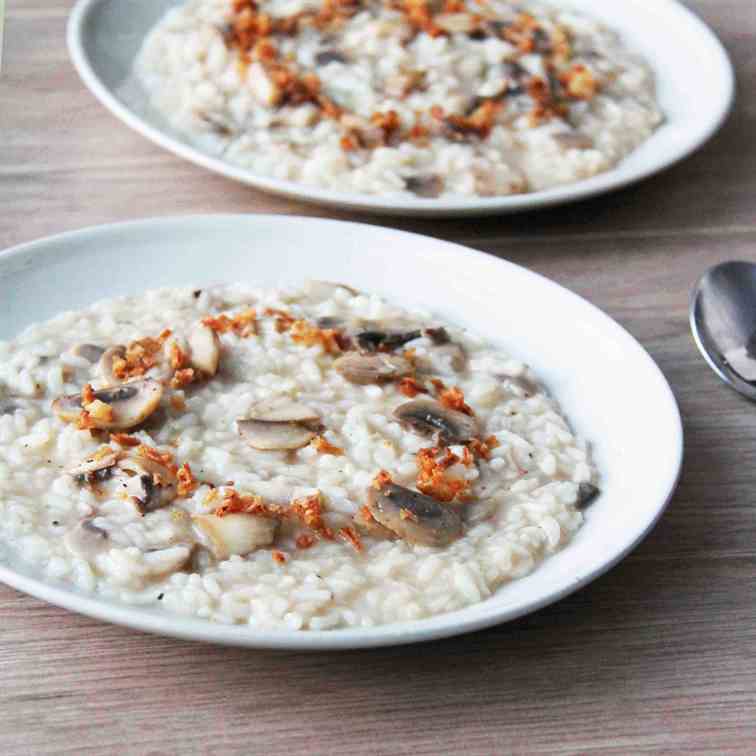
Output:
[
  {"xmin": 66, "ymin": 0, "xmax": 735, "ymax": 217},
  {"xmin": 0, "ymin": 214, "xmax": 684, "ymax": 649}
]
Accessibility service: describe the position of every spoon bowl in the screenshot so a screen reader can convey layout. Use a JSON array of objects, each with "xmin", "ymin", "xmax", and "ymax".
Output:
[{"xmin": 690, "ymin": 260, "xmax": 756, "ymax": 401}]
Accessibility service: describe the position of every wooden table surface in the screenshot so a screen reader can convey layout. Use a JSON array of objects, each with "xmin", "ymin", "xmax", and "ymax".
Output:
[{"xmin": 2, "ymin": 1, "xmax": 756, "ymax": 753}]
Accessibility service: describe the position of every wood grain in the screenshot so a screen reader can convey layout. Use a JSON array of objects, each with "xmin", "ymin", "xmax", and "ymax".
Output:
[{"xmin": 1, "ymin": 2, "xmax": 756, "ymax": 753}]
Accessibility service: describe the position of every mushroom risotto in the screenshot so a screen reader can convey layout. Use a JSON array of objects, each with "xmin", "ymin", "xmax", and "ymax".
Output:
[
  {"xmin": 134, "ymin": 0, "xmax": 663, "ymax": 198},
  {"xmin": 0, "ymin": 282, "xmax": 598, "ymax": 630}
]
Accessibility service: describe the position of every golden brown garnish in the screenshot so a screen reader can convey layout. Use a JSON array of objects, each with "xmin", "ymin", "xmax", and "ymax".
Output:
[
  {"xmin": 202, "ymin": 308, "xmax": 258, "ymax": 337},
  {"xmin": 263, "ymin": 307, "xmax": 296, "ymax": 333},
  {"xmin": 468, "ymin": 435, "xmax": 500, "ymax": 461},
  {"xmin": 358, "ymin": 504, "xmax": 375, "ymax": 523},
  {"xmin": 501, "ymin": 11, "xmax": 540, "ymax": 53},
  {"xmin": 436, "ymin": 385, "xmax": 473, "ymax": 416},
  {"xmin": 225, "ymin": 0, "xmax": 274, "ymax": 54},
  {"xmin": 137, "ymin": 443, "xmax": 177, "ymax": 473},
  {"xmin": 403, "ymin": 0, "xmax": 443, "ymax": 37},
  {"xmin": 430, "ymin": 377, "xmax": 446, "ymax": 393},
  {"xmin": 171, "ymin": 368, "xmax": 196, "ymax": 389},
  {"xmin": 289, "ymin": 492, "xmax": 335, "ymax": 540},
  {"xmin": 78, "ymin": 400, "xmax": 114, "ymax": 429},
  {"xmin": 295, "ymin": 533, "xmax": 316, "ymax": 549},
  {"xmin": 398, "ymin": 376, "xmax": 428, "ymax": 398},
  {"xmin": 85, "ymin": 400, "xmax": 113, "ymax": 419},
  {"xmin": 409, "ymin": 117, "xmax": 430, "ymax": 143},
  {"xmin": 214, "ymin": 489, "xmax": 282, "ymax": 518},
  {"xmin": 112, "ymin": 335, "xmax": 169, "ymax": 381},
  {"xmin": 310, "ymin": 436, "xmax": 345, "ymax": 455},
  {"xmin": 445, "ymin": 99, "xmax": 500, "ymax": 139},
  {"xmin": 253, "ymin": 38, "xmax": 279, "ymax": 62},
  {"xmin": 272, "ymin": 549, "xmax": 287, "ymax": 564},
  {"xmin": 340, "ymin": 134, "xmax": 358, "ymax": 151},
  {"xmin": 169, "ymin": 341, "xmax": 191, "ymax": 371},
  {"xmin": 110, "ymin": 432, "xmax": 140, "ymax": 448},
  {"xmin": 370, "ymin": 110, "xmax": 402, "ymax": 144},
  {"xmin": 372, "ymin": 470, "xmax": 394, "ymax": 490},
  {"xmin": 461, "ymin": 446, "xmax": 475, "ymax": 467},
  {"xmin": 559, "ymin": 64, "xmax": 599, "ymax": 100},
  {"xmin": 77, "ymin": 384, "xmax": 115, "ymax": 430},
  {"xmin": 337, "ymin": 526, "xmax": 363, "ymax": 552},
  {"xmin": 176, "ymin": 463, "xmax": 198, "ymax": 498},
  {"xmin": 415, "ymin": 446, "xmax": 471, "ymax": 503},
  {"xmin": 313, "ymin": 0, "xmax": 361, "ymax": 28},
  {"xmin": 266, "ymin": 64, "xmax": 322, "ymax": 107},
  {"xmin": 290, "ymin": 319, "xmax": 342, "ymax": 354},
  {"xmin": 527, "ymin": 76, "xmax": 568, "ymax": 126},
  {"xmin": 170, "ymin": 395, "xmax": 187, "ymax": 412}
]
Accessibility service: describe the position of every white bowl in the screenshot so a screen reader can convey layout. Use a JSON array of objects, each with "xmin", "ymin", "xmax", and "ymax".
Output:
[
  {"xmin": 67, "ymin": 0, "xmax": 734, "ymax": 218},
  {"xmin": 0, "ymin": 215, "xmax": 682, "ymax": 649}
]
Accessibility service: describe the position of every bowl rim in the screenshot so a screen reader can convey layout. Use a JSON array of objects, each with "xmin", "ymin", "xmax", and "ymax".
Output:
[
  {"xmin": 66, "ymin": 0, "xmax": 735, "ymax": 217},
  {"xmin": 0, "ymin": 214, "xmax": 684, "ymax": 649}
]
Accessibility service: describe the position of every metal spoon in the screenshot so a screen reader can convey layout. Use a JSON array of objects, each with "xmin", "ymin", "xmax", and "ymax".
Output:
[{"xmin": 690, "ymin": 260, "xmax": 756, "ymax": 400}]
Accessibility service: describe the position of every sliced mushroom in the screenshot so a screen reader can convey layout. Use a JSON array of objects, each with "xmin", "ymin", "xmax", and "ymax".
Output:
[
  {"xmin": 68, "ymin": 450, "xmax": 119, "ymax": 484},
  {"xmin": 356, "ymin": 329, "xmax": 422, "ymax": 353},
  {"xmin": 244, "ymin": 398, "xmax": 320, "ymax": 424},
  {"xmin": 238, "ymin": 419, "xmax": 318, "ymax": 451},
  {"xmin": 504, "ymin": 374, "xmax": 543, "ymax": 397},
  {"xmin": 0, "ymin": 399, "xmax": 20, "ymax": 416},
  {"xmin": 500, "ymin": 60, "xmax": 529, "ymax": 96},
  {"xmin": 64, "ymin": 519, "xmax": 110, "ymax": 560},
  {"xmin": 554, "ymin": 132, "xmax": 594, "ymax": 150},
  {"xmin": 353, "ymin": 506, "xmax": 397, "ymax": 540},
  {"xmin": 334, "ymin": 353, "xmax": 412, "ymax": 385},
  {"xmin": 315, "ymin": 49, "xmax": 347, "ymax": 65},
  {"xmin": 52, "ymin": 378, "xmax": 163, "ymax": 431},
  {"xmin": 414, "ymin": 328, "xmax": 467, "ymax": 373},
  {"xmin": 576, "ymin": 482, "xmax": 600, "ymax": 509},
  {"xmin": 121, "ymin": 470, "xmax": 162, "ymax": 514},
  {"xmin": 532, "ymin": 27, "xmax": 552, "ymax": 54},
  {"xmin": 70, "ymin": 343, "xmax": 106, "ymax": 363},
  {"xmin": 109, "ymin": 456, "xmax": 177, "ymax": 513},
  {"xmin": 187, "ymin": 323, "xmax": 221, "ymax": 376},
  {"xmin": 301, "ymin": 280, "xmax": 360, "ymax": 303},
  {"xmin": 237, "ymin": 398, "xmax": 321, "ymax": 451},
  {"xmin": 98, "ymin": 345, "xmax": 126, "ymax": 385},
  {"xmin": 315, "ymin": 316, "xmax": 345, "ymax": 330},
  {"xmin": 192, "ymin": 513, "xmax": 278, "ymax": 559},
  {"xmin": 424, "ymin": 326, "xmax": 450, "ymax": 345},
  {"xmin": 405, "ymin": 175, "xmax": 444, "ymax": 198},
  {"xmin": 393, "ymin": 399, "xmax": 478, "ymax": 444},
  {"xmin": 464, "ymin": 496, "xmax": 500, "ymax": 525},
  {"xmin": 142, "ymin": 545, "xmax": 193, "ymax": 578},
  {"xmin": 366, "ymin": 483, "xmax": 462, "ymax": 547}
]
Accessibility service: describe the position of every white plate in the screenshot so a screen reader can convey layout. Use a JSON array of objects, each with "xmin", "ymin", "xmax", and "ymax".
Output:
[
  {"xmin": 0, "ymin": 215, "xmax": 682, "ymax": 649},
  {"xmin": 67, "ymin": 0, "xmax": 734, "ymax": 218}
]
